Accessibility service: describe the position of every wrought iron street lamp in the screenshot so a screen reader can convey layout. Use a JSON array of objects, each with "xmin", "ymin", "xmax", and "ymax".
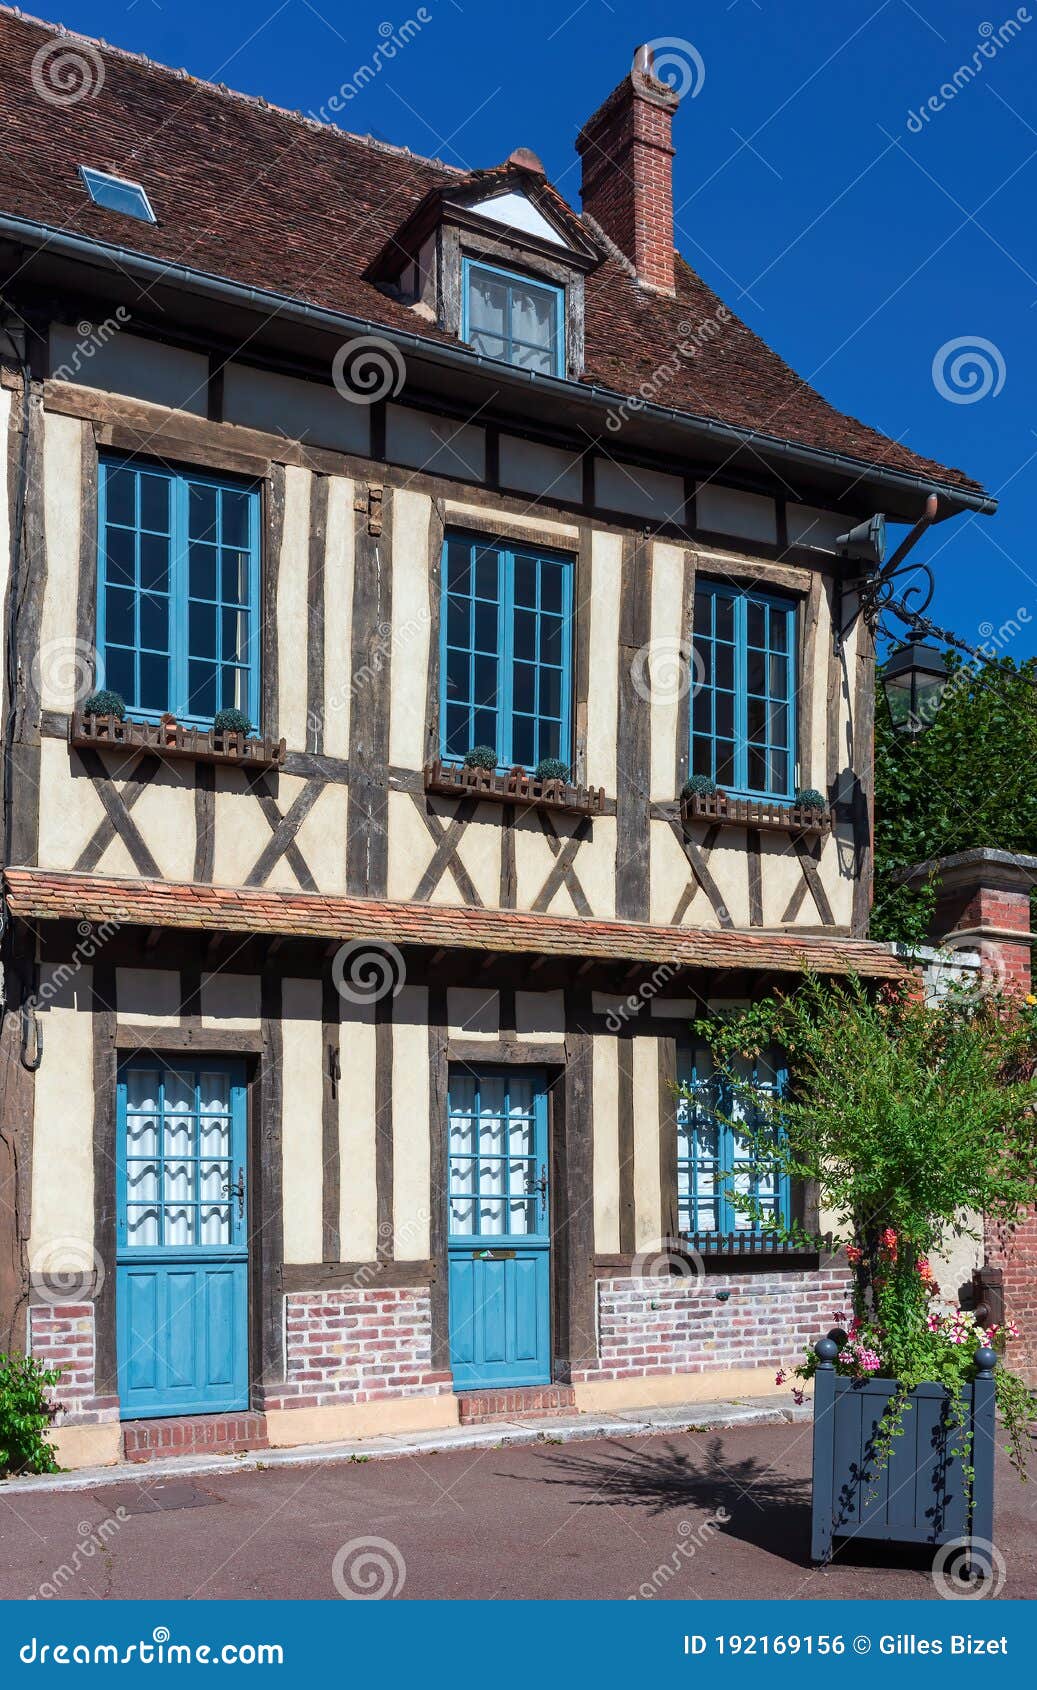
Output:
[{"xmin": 881, "ymin": 641, "xmax": 948, "ymax": 734}]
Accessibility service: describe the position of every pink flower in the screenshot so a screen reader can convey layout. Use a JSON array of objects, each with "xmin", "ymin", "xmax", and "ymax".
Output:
[
  {"xmin": 775, "ymin": 1369, "xmax": 787, "ymax": 1386},
  {"xmin": 791, "ymin": 1388, "xmax": 805, "ymax": 1406}
]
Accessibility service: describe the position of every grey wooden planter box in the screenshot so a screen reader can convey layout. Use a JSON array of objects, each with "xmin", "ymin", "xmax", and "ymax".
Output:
[{"xmin": 810, "ymin": 1337, "xmax": 997, "ymax": 1571}]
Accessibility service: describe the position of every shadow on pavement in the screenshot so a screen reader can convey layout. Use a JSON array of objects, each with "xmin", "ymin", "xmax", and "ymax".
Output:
[{"xmin": 507, "ymin": 1435, "xmax": 946, "ymax": 1575}]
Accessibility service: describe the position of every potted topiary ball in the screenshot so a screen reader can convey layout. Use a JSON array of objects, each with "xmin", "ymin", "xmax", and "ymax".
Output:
[
  {"xmin": 213, "ymin": 707, "xmax": 254, "ymax": 740},
  {"xmin": 463, "ymin": 745, "xmax": 498, "ymax": 772},
  {"xmin": 82, "ymin": 688, "xmax": 126, "ymax": 722},
  {"xmin": 795, "ymin": 788, "xmax": 826, "ymax": 810},
  {"xmin": 534, "ymin": 757, "xmax": 570, "ymax": 784}
]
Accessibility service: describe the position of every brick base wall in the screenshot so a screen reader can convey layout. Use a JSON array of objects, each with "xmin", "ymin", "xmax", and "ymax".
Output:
[
  {"xmin": 261, "ymin": 1285, "xmax": 451, "ymax": 1412},
  {"xmin": 27, "ymin": 1303, "xmax": 119, "ymax": 1426},
  {"xmin": 572, "ymin": 1267, "xmax": 852, "ymax": 1385},
  {"xmin": 985, "ymin": 1213, "xmax": 1037, "ymax": 1384}
]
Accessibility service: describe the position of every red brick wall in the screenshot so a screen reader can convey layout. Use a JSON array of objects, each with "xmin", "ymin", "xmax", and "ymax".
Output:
[
  {"xmin": 571, "ymin": 1267, "xmax": 852, "ymax": 1386},
  {"xmin": 262, "ymin": 1286, "xmax": 451, "ymax": 1412},
  {"xmin": 27, "ymin": 1303, "xmax": 119, "ymax": 1426},
  {"xmin": 985, "ymin": 1216, "xmax": 1037, "ymax": 1385}
]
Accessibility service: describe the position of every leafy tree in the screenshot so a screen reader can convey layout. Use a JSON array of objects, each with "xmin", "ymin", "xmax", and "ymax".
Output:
[{"xmin": 872, "ymin": 652, "xmax": 1037, "ymax": 944}]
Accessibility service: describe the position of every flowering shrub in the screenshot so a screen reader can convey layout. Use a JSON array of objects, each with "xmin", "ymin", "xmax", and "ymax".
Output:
[{"xmin": 693, "ymin": 973, "xmax": 1037, "ymax": 1480}]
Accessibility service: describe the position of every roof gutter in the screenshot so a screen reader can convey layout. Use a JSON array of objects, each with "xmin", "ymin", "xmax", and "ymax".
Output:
[{"xmin": 0, "ymin": 211, "xmax": 998, "ymax": 517}]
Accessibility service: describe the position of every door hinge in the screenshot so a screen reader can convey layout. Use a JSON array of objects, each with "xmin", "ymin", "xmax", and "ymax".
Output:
[{"xmin": 354, "ymin": 484, "xmax": 383, "ymax": 536}]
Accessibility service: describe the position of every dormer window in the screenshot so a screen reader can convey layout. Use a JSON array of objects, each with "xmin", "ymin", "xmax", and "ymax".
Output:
[{"xmin": 462, "ymin": 259, "xmax": 563, "ymax": 376}]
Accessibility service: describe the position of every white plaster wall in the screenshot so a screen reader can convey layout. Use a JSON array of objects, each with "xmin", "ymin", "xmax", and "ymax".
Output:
[
  {"xmin": 115, "ymin": 968, "xmax": 181, "ymax": 1024},
  {"xmin": 596, "ymin": 459, "xmax": 684, "ymax": 523},
  {"xmin": 200, "ymin": 973, "xmax": 261, "ymax": 1029},
  {"xmin": 49, "ymin": 327, "xmax": 209, "ymax": 415},
  {"xmin": 29, "ymin": 965, "xmax": 95, "ymax": 1260},
  {"xmin": 223, "ymin": 363, "xmax": 370, "ymax": 454},
  {"xmin": 696, "ymin": 484, "xmax": 778, "ymax": 544},
  {"xmin": 387, "ymin": 406, "xmax": 485, "ymax": 481},
  {"xmin": 447, "ymin": 988, "xmax": 499, "ymax": 1037},
  {"xmin": 280, "ymin": 978, "xmax": 324, "ymax": 1264},
  {"xmin": 499, "ymin": 435, "xmax": 583, "ymax": 503},
  {"xmin": 648, "ymin": 541, "xmax": 685, "ymax": 802},
  {"xmin": 787, "ymin": 504, "xmax": 845, "ymax": 553},
  {"xmin": 632, "ymin": 1036, "xmax": 663, "ymax": 1249},
  {"xmin": 388, "ymin": 490, "xmax": 432, "ymax": 770},
  {"xmin": 39, "ymin": 413, "xmax": 84, "ymax": 713},
  {"xmin": 516, "ymin": 990, "xmax": 565, "ymax": 1039},
  {"xmin": 321, "ymin": 475, "xmax": 355, "ymax": 760},
  {"xmin": 592, "ymin": 1033, "xmax": 621, "ymax": 1254},
  {"xmin": 586, "ymin": 531, "xmax": 623, "ymax": 794},
  {"xmin": 392, "ymin": 985, "xmax": 431, "ymax": 1259},
  {"xmin": 276, "ymin": 466, "xmax": 311, "ymax": 750},
  {"xmin": 339, "ymin": 1002, "xmax": 378, "ymax": 1261}
]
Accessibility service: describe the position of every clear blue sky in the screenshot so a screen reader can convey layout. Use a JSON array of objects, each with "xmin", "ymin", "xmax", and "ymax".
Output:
[{"xmin": 45, "ymin": 0, "xmax": 1037, "ymax": 657}]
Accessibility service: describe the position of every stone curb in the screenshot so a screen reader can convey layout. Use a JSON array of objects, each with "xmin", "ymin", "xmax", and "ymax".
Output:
[{"xmin": 0, "ymin": 1394, "xmax": 809, "ymax": 1496}]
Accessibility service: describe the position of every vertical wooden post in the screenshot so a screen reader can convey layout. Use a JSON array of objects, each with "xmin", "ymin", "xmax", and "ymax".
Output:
[
  {"xmin": 969, "ymin": 1345, "xmax": 997, "ymax": 1579},
  {"xmin": 810, "ymin": 1336, "xmax": 839, "ymax": 1564}
]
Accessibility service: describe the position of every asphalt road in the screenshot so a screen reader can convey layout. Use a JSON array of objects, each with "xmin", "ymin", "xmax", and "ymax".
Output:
[{"xmin": 1, "ymin": 1423, "xmax": 1034, "ymax": 1602}]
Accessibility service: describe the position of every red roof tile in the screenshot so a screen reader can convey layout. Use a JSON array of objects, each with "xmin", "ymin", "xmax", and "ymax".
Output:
[
  {"xmin": 0, "ymin": 7, "xmax": 982, "ymax": 496},
  {"xmin": 3, "ymin": 867, "xmax": 905, "ymax": 978}
]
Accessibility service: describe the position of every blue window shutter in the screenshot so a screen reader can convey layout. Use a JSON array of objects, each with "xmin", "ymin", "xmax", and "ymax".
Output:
[{"xmin": 97, "ymin": 458, "xmax": 260, "ymax": 727}]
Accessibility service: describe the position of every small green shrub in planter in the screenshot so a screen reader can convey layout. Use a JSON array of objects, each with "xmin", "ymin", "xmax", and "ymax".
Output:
[
  {"xmin": 213, "ymin": 707, "xmax": 254, "ymax": 738},
  {"xmin": 681, "ymin": 775, "xmax": 720, "ymax": 800},
  {"xmin": 82, "ymin": 689, "xmax": 125, "ymax": 721},
  {"xmin": 795, "ymin": 788, "xmax": 826, "ymax": 808},
  {"xmin": 0, "ymin": 1353, "xmax": 62, "ymax": 1476},
  {"xmin": 534, "ymin": 758, "xmax": 570, "ymax": 783},
  {"xmin": 463, "ymin": 746, "xmax": 498, "ymax": 771}
]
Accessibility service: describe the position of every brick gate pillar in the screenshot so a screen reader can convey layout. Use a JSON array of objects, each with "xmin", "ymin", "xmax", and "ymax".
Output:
[{"xmin": 904, "ymin": 848, "xmax": 1037, "ymax": 1380}]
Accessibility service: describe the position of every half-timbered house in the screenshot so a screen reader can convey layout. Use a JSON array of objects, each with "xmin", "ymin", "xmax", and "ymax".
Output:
[{"xmin": 0, "ymin": 11, "xmax": 994, "ymax": 1467}]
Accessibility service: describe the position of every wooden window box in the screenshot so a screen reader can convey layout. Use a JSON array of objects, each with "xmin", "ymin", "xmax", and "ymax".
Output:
[
  {"xmin": 69, "ymin": 712, "xmax": 286, "ymax": 770},
  {"xmin": 680, "ymin": 1230, "xmax": 834, "ymax": 1260},
  {"xmin": 680, "ymin": 791, "xmax": 831, "ymax": 834},
  {"xmin": 424, "ymin": 758, "xmax": 604, "ymax": 817}
]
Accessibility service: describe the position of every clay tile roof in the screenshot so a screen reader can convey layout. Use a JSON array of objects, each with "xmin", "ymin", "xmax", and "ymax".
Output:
[
  {"xmin": 0, "ymin": 6, "xmax": 982, "ymax": 496},
  {"xmin": 2, "ymin": 867, "xmax": 906, "ymax": 978}
]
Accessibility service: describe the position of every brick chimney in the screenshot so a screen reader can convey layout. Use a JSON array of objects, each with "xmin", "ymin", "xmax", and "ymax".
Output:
[{"xmin": 576, "ymin": 45, "xmax": 680, "ymax": 296}]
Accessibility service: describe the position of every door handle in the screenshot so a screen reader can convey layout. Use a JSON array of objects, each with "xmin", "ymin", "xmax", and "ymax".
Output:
[
  {"xmin": 223, "ymin": 1167, "xmax": 245, "ymax": 1218},
  {"xmin": 536, "ymin": 1163, "xmax": 548, "ymax": 1216}
]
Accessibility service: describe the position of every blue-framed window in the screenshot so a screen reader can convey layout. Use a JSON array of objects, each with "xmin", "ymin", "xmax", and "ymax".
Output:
[
  {"xmin": 691, "ymin": 582, "xmax": 797, "ymax": 799},
  {"xmin": 441, "ymin": 532, "xmax": 573, "ymax": 769},
  {"xmin": 462, "ymin": 258, "xmax": 564, "ymax": 376},
  {"xmin": 676, "ymin": 1044, "xmax": 790, "ymax": 1236},
  {"xmin": 79, "ymin": 166, "xmax": 156, "ymax": 224},
  {"xmin": 98, "ymin": 458, "xmax": 261, "ymax": 727},
  {"xmin": 117, "ymin": 1061, "xmax": 248, "ymax": 1252}
]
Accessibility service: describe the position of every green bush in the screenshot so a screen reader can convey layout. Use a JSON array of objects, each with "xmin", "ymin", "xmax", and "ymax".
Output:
[
  {"xmin": 794, "ymin": 788, "xmax": 826, "ymax": 808},
  {"xmin": 463, "ymin": 745, "xmax": 498, "ymax": 771},
  {"xmin": 82, "ymin": 689, "xmax": 125, "ymax": 720},
  {"xmin": 213, "ymin": 707, "xmax": 254, "ymax": 737},
  {"xmin": 681, "ymin": 774, "xmax": 719, "ymax": 799},
  {"xmin": 534, "ymin": 757, "xmax": 570, "ymax": 782},
  {"xmin": 0, "ymin": 1354, "xmax": 62, "ymax": 1476}
]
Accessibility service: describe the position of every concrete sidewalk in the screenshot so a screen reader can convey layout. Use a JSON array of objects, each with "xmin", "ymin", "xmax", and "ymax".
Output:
[{"xmin": 0, "ymin": 1390, "xmax": 809, "ymax": 1495}]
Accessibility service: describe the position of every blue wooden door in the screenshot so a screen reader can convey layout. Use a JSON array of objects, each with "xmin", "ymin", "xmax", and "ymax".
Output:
[
  {"xmin": 447, "ymin": 1069, "xmax": 551, "ymax": 1388},
  {"xmin": 116, "ymin": 1061, "xmax": 249, "ymax": 1419}
]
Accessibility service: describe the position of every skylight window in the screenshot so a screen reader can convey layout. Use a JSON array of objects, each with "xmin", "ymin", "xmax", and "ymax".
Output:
[{"xmin": 79, "ymin": 167, "xmax": 156, "ymax": 224}]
